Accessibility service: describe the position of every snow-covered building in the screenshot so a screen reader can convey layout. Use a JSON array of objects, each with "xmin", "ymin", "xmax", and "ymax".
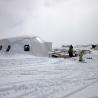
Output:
[{"xmin": 0, "ymin": 36, "xmax": 52, "ymax": 56}]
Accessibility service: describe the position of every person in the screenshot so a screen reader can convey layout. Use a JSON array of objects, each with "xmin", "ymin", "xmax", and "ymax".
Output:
[
  {"xmin": 68, "ymin": 45, "xmax": 73, "ymax": 57},
  {"xmin": 79, "ymin": 50, "xmax": 84, "ymax": 62}
]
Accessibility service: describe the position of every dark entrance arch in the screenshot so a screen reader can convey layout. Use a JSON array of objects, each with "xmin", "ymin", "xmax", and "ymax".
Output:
[
  {"xmin": 24, "ymin": 45, "xmax": 30, "ymax": 51},
  {"xmin": 0, "ymin": 45, "xmax": 2, "ymax": 50},
  {"xmin": 6, "ymin": 45, "xmax": 11, "ymax": 52}
]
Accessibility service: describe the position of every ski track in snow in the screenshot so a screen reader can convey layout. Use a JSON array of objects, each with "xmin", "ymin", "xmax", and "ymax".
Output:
[{"xmin": 0, "ymin": 53, "xmax": 98, "ymax": 98}]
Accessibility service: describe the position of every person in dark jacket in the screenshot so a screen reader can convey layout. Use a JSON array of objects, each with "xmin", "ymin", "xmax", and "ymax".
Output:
[
  {"xmin": 79, "ymin": 50, "xmax": 84, "ymax": 62},
  {"xmin": 68, "ymin": 45, "xmax": 73, "ymax": 57}
]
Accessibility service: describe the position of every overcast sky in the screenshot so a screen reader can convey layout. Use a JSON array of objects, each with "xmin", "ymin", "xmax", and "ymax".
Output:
[{"xmin": 0, "ymin": 0, "xmax": 98, "ymax": 47}]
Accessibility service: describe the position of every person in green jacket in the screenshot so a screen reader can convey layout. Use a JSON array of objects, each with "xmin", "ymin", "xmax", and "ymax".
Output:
[{"xmin": 68, "ymin": 45, "xmax": 73, "ymax": 57}]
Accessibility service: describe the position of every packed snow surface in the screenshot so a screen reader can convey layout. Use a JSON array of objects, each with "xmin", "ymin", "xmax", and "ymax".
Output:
[{"xmin": 0, "ymin": 50, "xmax": 98, "ymax": 98}]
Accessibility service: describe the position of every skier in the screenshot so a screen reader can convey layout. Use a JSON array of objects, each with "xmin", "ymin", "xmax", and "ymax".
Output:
[
  {"xmin": 79, "ymin": 50, "xmax": 84, "ymax": 62},
  {"xmin": 68, "ymin": 45, "xmax": 73, "ymax": 57}
]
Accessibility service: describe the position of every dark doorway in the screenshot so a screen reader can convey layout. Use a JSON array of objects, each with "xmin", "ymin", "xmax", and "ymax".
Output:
[
  {"xmin": 0, "ymin": 45, "xmax": 2, "ymax": 50},
  {"xmin": 6, "ymin": 45, "xmax": 11, "ymax": 52},
  {"xmin": 24, "ymin": 45, "xmax": 30, "ymax": 51}
]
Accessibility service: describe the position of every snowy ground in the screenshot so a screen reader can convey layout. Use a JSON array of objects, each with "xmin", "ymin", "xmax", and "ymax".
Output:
[{"xmin": 0, "ymin": 50, "xmax": 98, "ymax": 98}]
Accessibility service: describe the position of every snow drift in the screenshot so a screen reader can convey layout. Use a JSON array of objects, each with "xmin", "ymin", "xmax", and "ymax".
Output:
[{"xmin": 0, "ymin": 49, "xmax": 98, "ymax": 98}]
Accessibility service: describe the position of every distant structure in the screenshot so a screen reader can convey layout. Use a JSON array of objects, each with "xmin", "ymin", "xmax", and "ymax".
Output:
[
  {"xmin": 92, "ymin": 44, "xmax": 98, "ymax": 50},
  {"xmin": 0, "ymin": 36, "xmax": 52, "ymax": 56},
  {"xmin": 92, "ymin": 45, "xmax": 96, "ymax": 49}
]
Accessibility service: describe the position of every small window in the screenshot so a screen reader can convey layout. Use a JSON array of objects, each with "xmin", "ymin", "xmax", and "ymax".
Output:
[
  {"xmin": 0, "ymin": 45, "xmax": 2, "ymax": 50},
  {"xmin": 24, "ymin": 45, "xmax": 30, "ymax": 51},
  {"xmin": 6, "ymin": 45, "xmax": 11, "ymax": 52}
]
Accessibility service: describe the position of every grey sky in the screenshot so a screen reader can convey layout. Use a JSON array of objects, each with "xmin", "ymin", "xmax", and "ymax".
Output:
[{"xmin": 0, "ymin": 0, "xmax": 98, "ymax": 47}]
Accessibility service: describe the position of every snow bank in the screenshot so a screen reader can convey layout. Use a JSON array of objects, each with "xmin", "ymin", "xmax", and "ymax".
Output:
[{"xmin": 0, "ymin": 50, "xmax": 98, "ymax": 98}]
